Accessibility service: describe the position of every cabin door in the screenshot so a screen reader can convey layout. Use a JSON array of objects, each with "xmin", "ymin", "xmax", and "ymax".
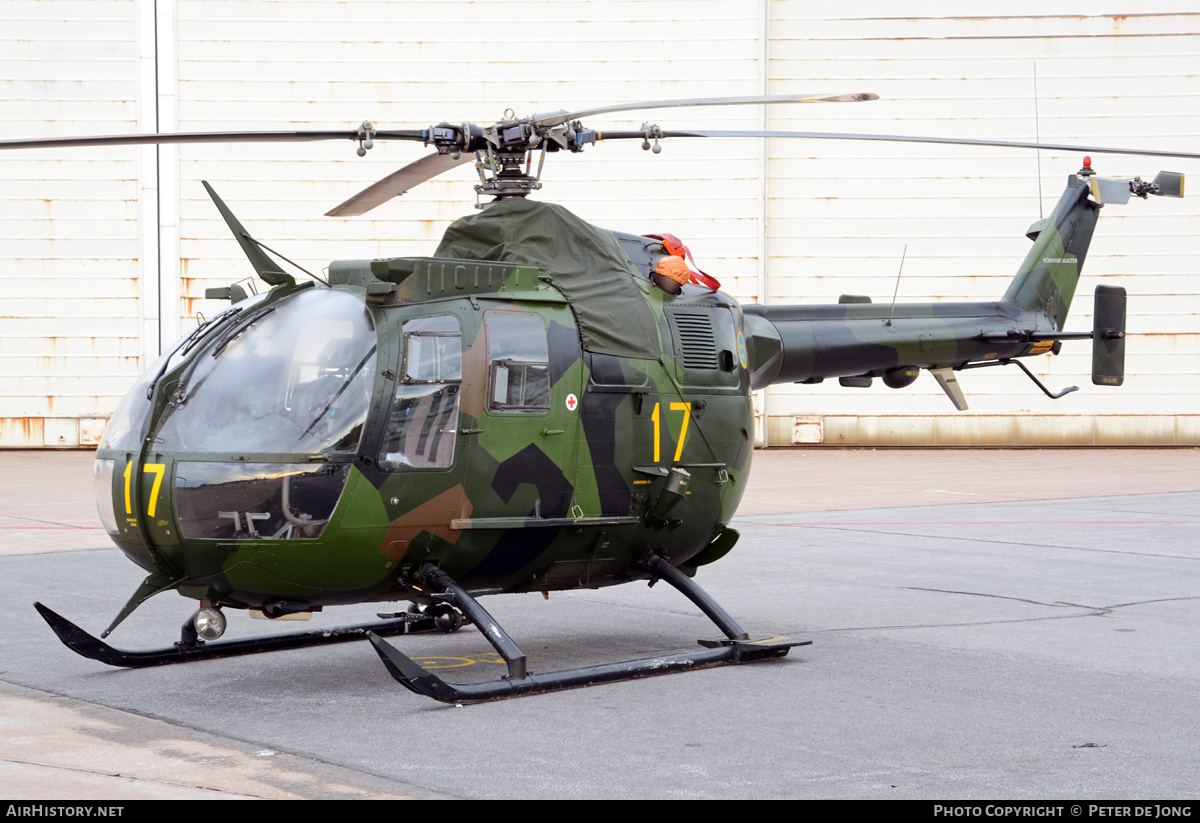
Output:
[{"xmin": 468, "ymin": 304, "xmax": 584, "ymax": 521}]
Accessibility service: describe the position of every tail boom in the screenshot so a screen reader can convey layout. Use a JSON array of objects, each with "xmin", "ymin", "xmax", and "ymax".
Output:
[{"xmin": 742, "ymin": 163, "xmax": 1180, "ymax": 406}]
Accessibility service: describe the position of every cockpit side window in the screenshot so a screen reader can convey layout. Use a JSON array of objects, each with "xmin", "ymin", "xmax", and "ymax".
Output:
[
  {"xmin": 403, "ymin": 333, "xmax": 462, "ymax": 384},
  {"xmin": 379, "ymin": 315, "xmax": 462, "ymax": 470},
  {"xmin": 486, "ymin": 312, "xmax": 550, "ymax": 413}
]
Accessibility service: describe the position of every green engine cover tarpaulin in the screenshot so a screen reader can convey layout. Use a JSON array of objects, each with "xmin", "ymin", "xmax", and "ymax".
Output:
[{"xmin": 434, "ymin": 198, "xmax": 662, "ymax": 360}]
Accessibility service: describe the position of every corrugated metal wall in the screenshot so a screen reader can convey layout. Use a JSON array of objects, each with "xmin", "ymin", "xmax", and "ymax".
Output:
[
  {"xmin": 3, "ymin": 0, "xmax": 1197, "ymax": 447},
  {"xmin": 1, "ymin": 0, "xmax": 144, "ymax": 447},
  {"xmin": 761, "ymin": 2, "xmax": 1200, "ymax": 445}
]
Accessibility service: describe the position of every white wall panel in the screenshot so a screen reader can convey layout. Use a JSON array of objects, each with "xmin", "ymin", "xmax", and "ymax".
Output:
[
  {"xmin": 3, "ymin": 0, "xmax": 1197, "ymax": 446},
  {"xmin": 170, "ymin": 0, "xmax": 765, "ymax": 323},
  {"xmin": 761, "ymin": 3, "xmax": 1200, "ymax": 442},
  {"xmin": 0, "ymin": 0, "xmax": 142, "ymax": 444}
]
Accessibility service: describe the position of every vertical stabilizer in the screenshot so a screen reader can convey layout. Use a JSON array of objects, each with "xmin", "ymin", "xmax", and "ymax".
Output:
[{"xmin": 1002, "ymin": 173, "xmax": 1099, "ymax": 330}]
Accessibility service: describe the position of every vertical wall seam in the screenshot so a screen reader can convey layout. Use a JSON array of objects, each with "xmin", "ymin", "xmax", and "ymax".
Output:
[
  {"xmin": 755, "ymin": 0, "xmax": 770, "ymax": 446},
  {"xmin": 154, "ymin": 0, "xmax": 161, "ymax": 354}
]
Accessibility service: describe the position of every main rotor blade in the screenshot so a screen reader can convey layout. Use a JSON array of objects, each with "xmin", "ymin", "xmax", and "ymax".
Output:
[
  {"xmin": 0, "ymin": 129, "xmax": 426, "ymax": 151},
  {"xmin": 654, "ymin": 129, "xmax": 1200, "ymax": 161},
  {"xmin": 533, "ymin": 93, "xmax": 878, "ymax": 129},
  {"xmin": 325, "ymin": 152, "xmax": 475, "ymax": 216}
]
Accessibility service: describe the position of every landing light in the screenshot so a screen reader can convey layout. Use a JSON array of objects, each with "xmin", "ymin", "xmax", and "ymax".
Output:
[{"xmin": 193, "ymin": 607, "xmax": 226, "ymax": 641}]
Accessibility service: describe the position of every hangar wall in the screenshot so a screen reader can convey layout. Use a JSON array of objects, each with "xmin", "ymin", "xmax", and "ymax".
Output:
[{"xmin": 2, "ymin": 0, "xmax": 1197, "ymax": 447}]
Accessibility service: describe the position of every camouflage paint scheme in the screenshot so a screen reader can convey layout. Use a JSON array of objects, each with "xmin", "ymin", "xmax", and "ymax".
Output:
[{"xmin": 92, "ymin": 168, "xmax": 1104, "ymax": 623}]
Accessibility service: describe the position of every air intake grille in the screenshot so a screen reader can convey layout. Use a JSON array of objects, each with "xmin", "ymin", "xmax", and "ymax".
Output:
[{"xmin": 670, "ymin": 310, "xmax": 718, "ymax": 370}]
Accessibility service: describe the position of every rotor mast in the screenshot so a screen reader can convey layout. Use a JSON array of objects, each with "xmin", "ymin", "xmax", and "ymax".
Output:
[{"xmin": 468, "ymin": 113, "xmax": 599, "ymax": 205}]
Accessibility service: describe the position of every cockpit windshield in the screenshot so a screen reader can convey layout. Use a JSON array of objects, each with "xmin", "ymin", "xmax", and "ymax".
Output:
[
  {"xmin": 156, "ymin": 288, "xmax": 377, "ymax": 454},
  {"xmin": 99, "ymin": 293, "xmax": 273, "ymax": 452}
]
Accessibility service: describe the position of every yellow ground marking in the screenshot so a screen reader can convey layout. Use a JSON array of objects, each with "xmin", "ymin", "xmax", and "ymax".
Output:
[{"xmin": 410, "ymin": 654, "xmax": 506, "ymax": 669}]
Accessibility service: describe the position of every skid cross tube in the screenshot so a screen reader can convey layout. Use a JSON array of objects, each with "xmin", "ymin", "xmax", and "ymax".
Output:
[
  {"xmin": 420, "ymin": 566, "xmax": 527, "ymax": 679},
  {"xmin": 643, "ymin": 553, "xmax": 750, "ymax": 641},
  {"xmin": 367, "ymin": 559, "xmax": 807, "ymax": 703}
]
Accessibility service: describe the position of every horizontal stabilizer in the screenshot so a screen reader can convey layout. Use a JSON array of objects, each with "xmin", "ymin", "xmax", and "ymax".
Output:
[{"xmin": 980, "ymin": 330, "xmax": 1092, "ymax": 344}]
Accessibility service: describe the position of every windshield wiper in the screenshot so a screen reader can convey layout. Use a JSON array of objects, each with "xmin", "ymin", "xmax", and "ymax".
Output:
[
  {"xmin": 146, "ymin": 306, "xmax": 245, "ymax": 400},
  {"xmin": 298, "ymin": 346, "xmax": 378, "ymax": 442},
  {"xmin": 211, "ymin": 306, "xmax": 276, "ymax": 358}
]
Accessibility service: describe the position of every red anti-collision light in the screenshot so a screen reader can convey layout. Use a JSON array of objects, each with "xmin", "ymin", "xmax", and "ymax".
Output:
[{"xmin": 1083, "ymin": 156, "xmax": 1092, "ymax": 168}]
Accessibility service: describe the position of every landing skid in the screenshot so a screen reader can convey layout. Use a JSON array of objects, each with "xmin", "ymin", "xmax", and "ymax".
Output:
[
  {"xmin": 33, "ymin": 601, "xmax": 435, "ymax": 668},
  {"xmin": 34, "ymin": 555, "xmax": 806, "ymax": 699},
  {"xmin": 367, "ymin": 556, "xmax": 809, "ymax": 703}
]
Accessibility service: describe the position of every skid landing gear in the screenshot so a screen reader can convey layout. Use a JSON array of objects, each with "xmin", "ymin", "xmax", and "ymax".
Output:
[
  {"xmin": 367, "ymin": 556, "xmax": 808, "ymax": 703},
  {"xmin": 33, "ymin": 601, "xmax": 438, "ymax": 668},
  {"xmin": 33, "ymin": 557, "xmax": 804, "ymax": 699}
]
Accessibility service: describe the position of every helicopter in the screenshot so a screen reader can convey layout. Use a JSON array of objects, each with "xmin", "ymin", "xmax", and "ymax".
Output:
[{"xmin": 5, "ymin": 93, "xmax": 1195, "ymax": 703}]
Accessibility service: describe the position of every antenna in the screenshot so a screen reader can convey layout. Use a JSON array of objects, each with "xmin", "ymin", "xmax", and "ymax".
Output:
[{"xmin": 886, "ymin": 243, "xmax": 907, "ymax": 327}]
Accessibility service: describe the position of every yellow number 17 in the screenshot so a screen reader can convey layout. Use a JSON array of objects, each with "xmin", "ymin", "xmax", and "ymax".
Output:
[
  {"xmin": 123, "ymin": 461, "xmax": 167, "ymax": 519},
  {"xmin": 650, "ymin": 402, "xmax": 691, "ymax": 463}
]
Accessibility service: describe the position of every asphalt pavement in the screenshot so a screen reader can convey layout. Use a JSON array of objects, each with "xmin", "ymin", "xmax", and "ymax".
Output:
[{"xmin": 1, "ymin": 448, "xmax": 1197, "ymax": 799}]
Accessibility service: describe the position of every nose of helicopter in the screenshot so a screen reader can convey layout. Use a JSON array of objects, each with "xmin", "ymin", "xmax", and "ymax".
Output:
[{"xmin": 92, "ymin": 286, "xmax": 380, "ymax": 579}]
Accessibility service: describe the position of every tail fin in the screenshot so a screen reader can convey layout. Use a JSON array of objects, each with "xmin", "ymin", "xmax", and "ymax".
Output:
[
  {"xmin": 1002, "ymin": 166, "xmax": 1185, "ymax": 330},
  {"xmin": 1001, "ymin": 174, "xmax": 1098, "ymax": 330}
]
